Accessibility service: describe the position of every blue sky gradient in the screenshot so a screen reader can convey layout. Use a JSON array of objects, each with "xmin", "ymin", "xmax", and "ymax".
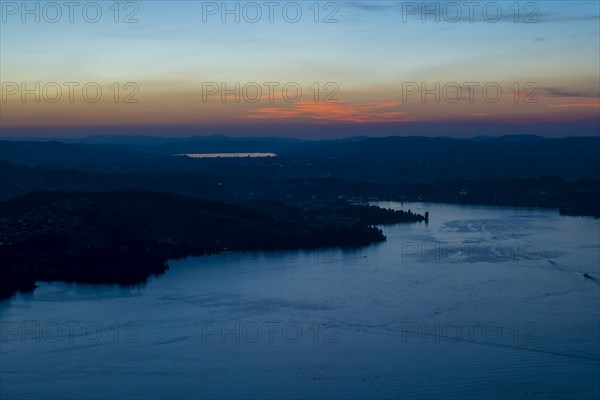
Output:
[{"xmin": 1, "ymin": 1, "xmax": 599, "ymax": 137}]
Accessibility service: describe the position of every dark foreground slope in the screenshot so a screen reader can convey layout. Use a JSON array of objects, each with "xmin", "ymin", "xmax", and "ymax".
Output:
[{"xmin": 0, "ymin": 191, "xmax": 424, "ymax": 299}]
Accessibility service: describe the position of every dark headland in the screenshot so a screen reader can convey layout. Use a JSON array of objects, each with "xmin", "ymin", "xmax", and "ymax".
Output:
[{"xmin": 0, "ymin": 190, "xmax": 425, "ymax": 299}]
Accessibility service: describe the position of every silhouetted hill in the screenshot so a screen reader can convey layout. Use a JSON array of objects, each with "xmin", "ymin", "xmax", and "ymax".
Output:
[
  {"xmin": 288, "ymin": 136, "xmax": 600, "ymax": 180},
  {"xmin": 291, "ymin": 135, "xmax": 597, "ymax": 157},
  {"xmin": 141, "ymin": 139, "xmax": 310, "ymax": 154},
  {"xmin": 0, "ymin": 140, "xmax": 160, "ymax": 165},
  {"xmin": 0, "ymin": 190, "xmax": 407, "ymax": 299},
  {"xmin": 475, "ymin": 134, "xmax": 547, "ymax": 143},
  {"xmin": 3, "ymin": 135, "xmax": 597, "ymax": 179}
]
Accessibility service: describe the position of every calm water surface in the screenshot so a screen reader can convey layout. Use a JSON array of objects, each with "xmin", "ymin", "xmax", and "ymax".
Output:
[
  {"xmin": 1, "ymin": 203, "xmax": 599, "ymax": 399},
  {"xmin": 176, "ymin": 153, "xmax": 277, "ymax": 158}
]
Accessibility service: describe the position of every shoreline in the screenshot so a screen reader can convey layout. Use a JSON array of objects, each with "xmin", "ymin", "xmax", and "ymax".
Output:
[{"xmin": 1, "ymin": 190, "xmax": 420, "ymax": 300}]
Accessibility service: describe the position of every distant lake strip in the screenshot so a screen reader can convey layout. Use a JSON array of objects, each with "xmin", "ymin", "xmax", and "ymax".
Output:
[{"xmin": 175, "ymin": 153, "xmax": 277, "ymax": 158}]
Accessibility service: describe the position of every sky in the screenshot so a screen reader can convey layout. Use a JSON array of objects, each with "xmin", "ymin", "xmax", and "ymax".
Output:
[{"xmin": 1, "ymin": 0, "xmax": 599, "ymax": 138}]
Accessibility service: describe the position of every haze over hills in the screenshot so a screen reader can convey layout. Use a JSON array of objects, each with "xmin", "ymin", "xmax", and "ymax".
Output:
[{"xmin": 3, "ymin": 118, "xmax": 599, "ymax": 139}]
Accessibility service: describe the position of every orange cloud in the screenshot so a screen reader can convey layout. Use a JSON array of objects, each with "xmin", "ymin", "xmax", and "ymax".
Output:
[
  {"xmin": 548, "ymin": 103, "xmax": 600, "ymax": 109},
  {"xmin": 248, "ymin": 101, "xmax": 410, "ymax": 124}
]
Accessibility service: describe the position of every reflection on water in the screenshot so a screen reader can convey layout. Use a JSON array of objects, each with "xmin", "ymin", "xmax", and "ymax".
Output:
[
  {"xmin": 1, "ymin": 203, "xmax": 599, "ymax": 399},
  {"xmin": 175, "ymin": 153, "xmax": 277, "ymax": 158}
]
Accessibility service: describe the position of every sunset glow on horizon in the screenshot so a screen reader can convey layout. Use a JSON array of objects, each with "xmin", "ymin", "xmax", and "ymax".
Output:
[{"xmin": 1, "ymin": 1, "xmax": 599, "ymax": 137}]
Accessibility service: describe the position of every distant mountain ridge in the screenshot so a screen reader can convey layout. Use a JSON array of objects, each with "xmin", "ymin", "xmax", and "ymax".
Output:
[{"xmin": 1, "ymin": 135, "xmax": 598, "ymax": 179}]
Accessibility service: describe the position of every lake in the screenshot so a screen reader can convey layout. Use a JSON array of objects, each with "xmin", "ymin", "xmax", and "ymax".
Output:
[
  {"xmin": 176, "ymin": 153, "xmax": 277, "ymax": 158},
  {"xmin": 1, "ymin": 202, "xmax": 599, "ymax": 399}
]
